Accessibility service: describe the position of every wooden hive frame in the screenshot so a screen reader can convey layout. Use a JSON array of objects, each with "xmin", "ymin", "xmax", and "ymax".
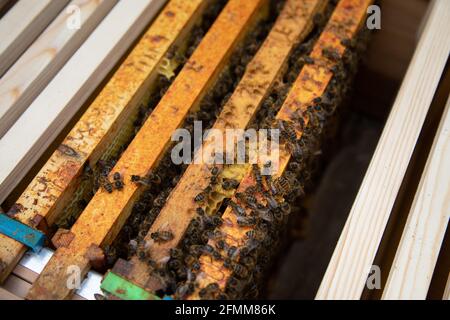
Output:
[
  {"xmin": 109, "ymin": 0, "xmax": 328, "ymax": 293},
  {"xmin": 0, "ymin": 0, "xmax": 206, "ymax": 283},
  {"xmin": 317, "ymin": 0, "xmax": 450, "ymax": 300},
  {"xmin": 0, "ymin": 0, "xmax": 449, "ymax": 301},
  {"xmin": 26, "ymin": 0, "xmax": 268, "ymax": 300},
  {"xmin": 0, "ymin": 0, "xmax": 70, "ymax": 77},
  {"xmin": 190, "ymin": 0, "xmax": 373, "ymax": 298},
  {"xmin": 381, "ymin": 92, "xmax": 450, "ymax": 299}
]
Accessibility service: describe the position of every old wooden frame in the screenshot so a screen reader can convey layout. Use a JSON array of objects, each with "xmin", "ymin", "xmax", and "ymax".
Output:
[
  {"xmin": 26, "ymin": 0, "xmax": 267, "ymax": 300},
  {"xmin": 0, "ymin": 0, "xmax": 196, "ymax": 283},
  {"xmin": 116, "ymin": 0, "xmax": 327, "ymax": 291},
  {"xmin": 191, "ymin": 0, "xmax": 373, "ymax": 298}
]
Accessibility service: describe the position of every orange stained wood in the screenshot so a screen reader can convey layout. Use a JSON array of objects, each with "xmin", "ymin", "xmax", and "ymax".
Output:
[
  {"xmin": 190, "ymin": 0, "xmax": 373, "ymax": 298},
  {"xmin": 26, "ymin": 0, "xmax": 267, "ymax": 300},
  {"xmin": 120, "ymin": 0, "xmax": 327, "ymax": 290},
  {"xmin": 0, "ymin": 0, "xmax": 206, "ymax": 284}
]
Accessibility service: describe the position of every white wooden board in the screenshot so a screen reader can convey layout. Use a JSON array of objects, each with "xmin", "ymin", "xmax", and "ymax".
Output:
[
  {"xmin": 316, "ymin": 0, "xmax": 450, "ymax": 300},
  {"xmin": 0, "ymin": 0, "xmax": 70, "ymax": 76},
  {"xmin": 0, "ymin": 0, "xmax": 117, "ymax": 138},
  {"xmin": 0, "ymin": 0, "xmax": 167, "ymax": 203}
]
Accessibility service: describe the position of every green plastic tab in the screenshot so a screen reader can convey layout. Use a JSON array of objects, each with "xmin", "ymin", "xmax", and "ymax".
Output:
[{"xmin": 101, "ymin": 271, "xmax": 161, "ymax": 300}]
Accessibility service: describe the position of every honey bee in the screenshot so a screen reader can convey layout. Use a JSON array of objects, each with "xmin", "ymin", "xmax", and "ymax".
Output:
[
  {"xmin": 101, "ymin": 177, "xmax": 113, "ymax": 193},
  {"xmin": 222, "ymin": 178, "xmax": 240, "ymax": 190},
  {"xmin": 322, "ymin": 47, "xmax": 340, "ymax": 62},
  {"xmin": 194, "ymin": 191, "xmax": 207, "ymax": 203},
  {"xmin": 188, "ymin": 244, "xmax": 202, "ymax": 256},
  {"xmin": 104, "ymin": 245, "xmax": 117, "ymax": 265},
  {"xmin": 196, "ymin": 207, "xmax": 205, "ymax": 216},
  {"xmin": 240, "ymin": 256, "xmax": 256, "ymax": 269},
  {"xmin": 302, "ymin": 56, "xmax": 315, "ymax": 65},
  {"xmin": 94, "ymin": 293, "xmax": 106, "ymax": 300},
  {"xmin": 150, "ymin": 230, "xmax": 174, "ymax": 243},
  {"xmin": 256, "ymin": 208, "xmax": 273, "ymax": 222},
  {"xmin": 171, "ymin": 175, "xmax": 181, "ymax": 186},
  {"xmin": 130, "ymin": 175, "xmax": 150, "ymax": 186},
  {"xmin": 210, "ymin": 175, "xmax": 219, "ymax": 185},
  {"xmin": 280, "ymin": 202, "xmax": 291, "ymax": 215},
  {"xmin": 223, "ymin": 258, "xmax": 233, "ymax": 269},
  {"xmin": 215, "ymin": 239, "xmax": 227, "ymax": 250},
  {"xmin": 287, "ymin": 142, "xmax": 304, "ymax": 161},
  {"xmin": 175, "ymin": 282, "xmax": 195, "ymax": 299},
  {"xmin": 211, "ymin": 166, "xmax": 220, "ymax": 176},
  {"xmin": 272, "ymin": 176, "xmax": 291, "ymax": 195},
  {"xmin": 229, "ymin": 200, "xmax": 246, "ymax": 217},
  {"xmin": 212, "ymin": 216, "xmax": 223, "ymax": 227},
  {"xmin": 148, "ymin": 172, "xmax": 161, "ymax": 185},
  {"xmin": 273, "ymin": 210, "xmax": 284, "ymax": 222},
  {"xmin": 113, "ymin": 175, "xmax": 124, "ymax": 191},
  {"xmin": 262, "ymin": 191, "xmax": 279, "ymax": 210},
  {"xmin": 341, "ymin": 37, "xmax": 356, "ymax": 49},
  {"xmin": 226, "ymin": 246, "xmax": 239, "ymax": 260},
  {"xmin": 245, "ymin": 230, "xmax": 265, "ymax": 242},
  {"xmin": 212, "ymin": 250, "xmax": 223, "ymax": 261},
  {"xmin": 168, "ymin": 258, "xmax": 182, "ymax": 271},
  {"xmin": 288, "ymin": 161, "xmax": 302, "ymax": 173},
  {"xmin": 199, "ymin": 283, "xmax": 220, "ymax": 300},
  {"xmin": 153, "ymin": 196, "xmax": 166, "ymax": 208},
  {"xmin": 170, "ymin": 248, "xmax": 183, "ymax": 260},
  {"xmin": 232, "ymin": 264, "xmax": 249, "ymax": 279},
  {"xmin": 278, "ymin": 119, "xmax": 297, "ymax": 143},
  {"xmin": 184, "ymin": 254, "xmax": 198, "ymax": 268},
  {"xmin": 202, "ymin": 244, "xmax": 215, "ymax": 255},
  {"xmin": 252, "ymin": 164, "xmax": 263, "ymax": 191},
  {"xmin": 217, "ymin": 292, "xmax": 229, "ymax": 300}
]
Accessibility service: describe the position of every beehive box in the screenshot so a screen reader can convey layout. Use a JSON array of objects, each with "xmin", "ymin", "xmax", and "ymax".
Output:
[{"xmin": 0, "ymin": 0, "xmax": 448, "ymax": 300}]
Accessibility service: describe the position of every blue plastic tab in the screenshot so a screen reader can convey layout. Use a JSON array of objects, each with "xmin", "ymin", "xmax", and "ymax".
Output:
[{"xmin": 0, "ymin": 213, "xmax": 45, "ymax": 252}]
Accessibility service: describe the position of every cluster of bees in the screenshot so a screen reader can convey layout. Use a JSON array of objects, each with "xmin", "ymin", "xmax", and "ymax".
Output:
[
  {"xmin": 165, "ymin": 1, "xmax": 371, "ymax": 299},
  {"xmin": 96, "ymin": 0, "xmax": 370, "ymax": 299},
  {"xmin": 100, "ymin": 0, "xmax": 279, "ymax": 273}
]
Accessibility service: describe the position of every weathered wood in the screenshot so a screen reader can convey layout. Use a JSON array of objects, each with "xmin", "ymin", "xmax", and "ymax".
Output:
[
  {"xmin": 26, "ymin": 0, "xmax": 266, "ymax": 300},
  {"xmin": 382, "ymin": 93, "xmax": 450, "ymax": 300},
  {"xmin": 0, "ymin": 0, "xmax": 166, "ymax": 204},
  {"xmin": 0, "ymin": 0, "xmax": 69, "ymax": 76},
  {"xmin": 0, "ymin": 0, "xmax": 175, "ymax": 283},
  {"xmin": 191, "ymin": 0, "xmax": 373, "ymax": 298},
  {"xmin": 120, "ymin": 0, "xmax": 326, "ymax": 291},
  {"xmin": 317, "ymin": 0, "xmax": 450, "ymax": 300},
  {"xmin": 0, "ymin": 0, "xmax": 117, "ymax": 137}
]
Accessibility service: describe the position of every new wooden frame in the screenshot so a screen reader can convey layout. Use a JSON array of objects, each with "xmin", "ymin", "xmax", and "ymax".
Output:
[
  {"xmin": 116, "ymin": 0, "xmax": 327, "ymax": 291},
  {"xmin": 0, "ymin": 0, "xmax": 118, "ymax": 137},
  {"xmin": 317, "ymin": 0, "xmax": 450, "ymax": 300}
]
